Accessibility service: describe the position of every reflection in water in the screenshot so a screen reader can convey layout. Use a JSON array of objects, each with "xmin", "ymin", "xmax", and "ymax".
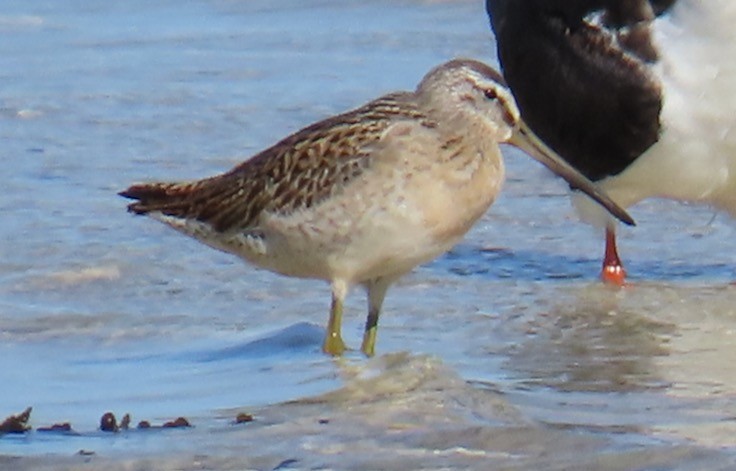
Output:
[
  {"xmin": 505, "ymin": 286, "xmax": 674, "ymax": 394},
  {"xmin": 474, "ymin": 281, "xmax": 736, "ymax": 446}
]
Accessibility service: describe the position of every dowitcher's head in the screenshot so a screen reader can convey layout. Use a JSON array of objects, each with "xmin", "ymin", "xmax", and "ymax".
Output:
[
  {"xmin": 417, "ymin": 58, "xmax": 520, "ymax": 142},
  {"xmin": 417, "ymin": 58, "xmax": 635, "ymax": 227}
]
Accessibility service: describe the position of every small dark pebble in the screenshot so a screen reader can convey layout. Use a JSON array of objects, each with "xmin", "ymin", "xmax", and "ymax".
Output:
[
  {"xmin": 137, "ymin": 421, "xmax": 151, "ymax": 429},
  {"xmin": 318, "ymin": 419, "xmax": 329, "ymax": 425},
  {"xmin": 162, "ymin": 417, "xmax": 190, "ymax": 428},
  {"xmin": 0, "ymin": 407, "xmax": 32, "ymax": 434},
  {"xmin": 38, "ymin": 422, "xmax": 72, "ymax": 433},
  {"xmin": 120, "ymin": 413, "xmax": 130, "ymax": 430},
  {"xmin": 100, "ymin": 412, "xmax": 117, "ymax": 432},
  {"xmin": 235, "ymin": 413, "xmax": 254, "ymax": 424}
]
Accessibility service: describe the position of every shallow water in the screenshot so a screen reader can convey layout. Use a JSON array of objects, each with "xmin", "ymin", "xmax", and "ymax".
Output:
[{"xmin": 2, "ymin": 1, "xmax": 736, "ymax": 469}]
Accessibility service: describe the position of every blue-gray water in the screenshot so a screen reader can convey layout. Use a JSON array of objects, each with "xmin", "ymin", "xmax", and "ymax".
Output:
[{"xmin": 2, "ymin": 1, "xmax": 736, "ymax": 469}]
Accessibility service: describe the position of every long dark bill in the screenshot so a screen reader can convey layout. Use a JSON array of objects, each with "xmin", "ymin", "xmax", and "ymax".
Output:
[{"xmin": 509, "ymin": 120, "xmax": 635, "ymax": 227}]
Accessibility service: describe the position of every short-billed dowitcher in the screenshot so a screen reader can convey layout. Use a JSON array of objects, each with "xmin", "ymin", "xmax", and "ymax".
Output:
[
  {"xmin": 121, "ymin": 58, "xmax": 634, "ymax": 356},
  {"xmin": 487, "ymin": 0, "xmax": 736, "ymax": 284}
]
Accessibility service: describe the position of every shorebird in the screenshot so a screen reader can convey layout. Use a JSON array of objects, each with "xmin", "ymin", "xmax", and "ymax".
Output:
[
  {"xmin": 486, "ymin": 0, "xmax": 736, "ymax": 285},
  {"xmin": 121, "ymin": 58, "xmax": 633, "ymax": 356}
]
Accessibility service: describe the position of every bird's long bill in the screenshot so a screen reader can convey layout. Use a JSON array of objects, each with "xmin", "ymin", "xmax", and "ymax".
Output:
[{"xmin": 509, "ymin": 120, "xmax": 635, "ymax": 227}]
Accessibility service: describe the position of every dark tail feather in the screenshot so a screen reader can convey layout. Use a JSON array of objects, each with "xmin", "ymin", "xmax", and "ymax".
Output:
[{"xmin": 120, "ymin": 175, "xmax": 256, "ymax": 232}]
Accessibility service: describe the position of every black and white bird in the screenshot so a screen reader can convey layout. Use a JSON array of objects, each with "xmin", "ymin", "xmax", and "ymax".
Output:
[{"xmin": 486, "ymin": 0, "xmax": 736, "ymax": 284}]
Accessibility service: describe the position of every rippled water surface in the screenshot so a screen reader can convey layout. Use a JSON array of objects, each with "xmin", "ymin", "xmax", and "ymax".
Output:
[{"xmin": 3, "ymin": 1, "xmax": 736, "ymax": 469}]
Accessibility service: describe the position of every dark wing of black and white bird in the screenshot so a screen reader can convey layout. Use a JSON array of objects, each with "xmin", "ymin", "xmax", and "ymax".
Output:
[{"xmin": 486, "ymin": 0, "xmax": 736, "ymax": 284}]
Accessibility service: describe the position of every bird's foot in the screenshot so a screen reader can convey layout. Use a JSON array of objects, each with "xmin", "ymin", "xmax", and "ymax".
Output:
[
  {"xmin": 360, "ymin": 327, "xmax": 377, "ymax": 357},
  {"xmin": 322, "ymin": 333, "xmax": 347, "ymax": 356},
  {"xmin": 601, "ymin": 263, "xmax": 626, "ymax": 286}
]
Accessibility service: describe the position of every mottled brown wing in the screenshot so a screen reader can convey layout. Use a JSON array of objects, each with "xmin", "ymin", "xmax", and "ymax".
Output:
[{"xmin": 121, "ymin": 92, "xmax": 435, "ymax": 233}]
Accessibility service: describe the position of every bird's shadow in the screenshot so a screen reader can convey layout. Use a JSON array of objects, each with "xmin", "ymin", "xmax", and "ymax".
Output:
[{"xmin": 196, "ymin": 322, "xmax": 325, "ymax": 362}]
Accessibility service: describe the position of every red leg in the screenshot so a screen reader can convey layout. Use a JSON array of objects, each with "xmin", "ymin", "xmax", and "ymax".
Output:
[{"xmin": 601, "ymin": 226, "xmax": 626, "ymax": 286}]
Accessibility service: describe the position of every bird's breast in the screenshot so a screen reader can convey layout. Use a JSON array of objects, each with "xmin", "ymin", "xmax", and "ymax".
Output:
[{"xmin": 410, "ymin": 141, "xmax": 505, "ymax": 244}]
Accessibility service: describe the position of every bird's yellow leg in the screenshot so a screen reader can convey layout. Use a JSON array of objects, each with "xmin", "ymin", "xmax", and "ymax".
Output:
[
  {"xmin": 360, "ymin": 278, "xmax": 392, "ymax": 357},
  {"xmin": 360, "ymin": 309, "xmax": 379, "ymax": 358},
  {"xmin": 323, "ymin": 280, "xmax": 347, "ymax": 356}
]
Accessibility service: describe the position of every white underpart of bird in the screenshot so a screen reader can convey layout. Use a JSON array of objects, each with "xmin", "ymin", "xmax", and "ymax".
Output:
[{"xmin": 572, "ymin": 0, "xmax": 736, "ymax": 228}]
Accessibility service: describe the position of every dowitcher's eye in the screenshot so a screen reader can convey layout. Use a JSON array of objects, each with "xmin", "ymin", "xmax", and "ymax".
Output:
[{"xmin": 484, "ymin": 88, "xmax": 498, "ymax": 100}]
